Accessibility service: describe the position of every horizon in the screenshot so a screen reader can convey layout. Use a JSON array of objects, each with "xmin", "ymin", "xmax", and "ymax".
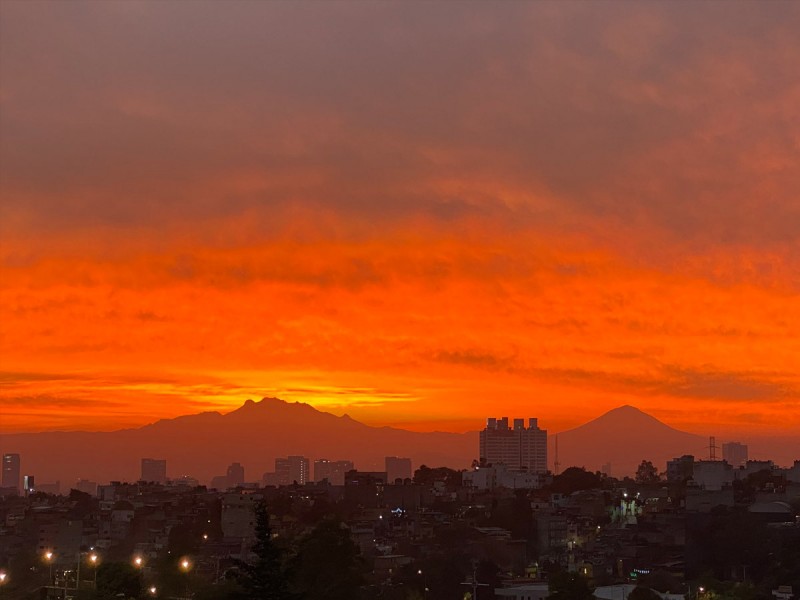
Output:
[
  {"xmin": 5, "ymin": 396, "xmax": 799, "ymax": 487},
  {"xmin": 2, "ymin": 3, "xmax": 800, "ymax": 441},
  {"xmin": 6, "ymin": 397, "xmax": 666, "ymax": 436}
]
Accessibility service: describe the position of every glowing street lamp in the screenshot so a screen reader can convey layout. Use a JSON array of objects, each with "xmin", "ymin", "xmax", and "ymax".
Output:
[
  {"xmin": 77, "ymin": 552, "xmax": 100, "ymax": 589},
  {"xmin": 149, "ymin": 585, "xmax": 158, "ymax": 596},
  {"xmin": 133, "ymin": 556, "xmax": 144, "ymax": 568},
  {"xmin": 0, "ymin": 571, "xmax": 7, "ymax": 584},
  {"xmin": 179, "ymin": 558, "xmax": 192, "ymax": 599},
  {"xmin": 44, "ymin": 551, "xmax": 55, "ymax": 583}
]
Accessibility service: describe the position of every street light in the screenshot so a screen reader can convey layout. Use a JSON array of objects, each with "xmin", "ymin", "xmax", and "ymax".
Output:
[
  {"xmin": 77, "ymin": 551, "xmax": 100, "ymax": 590},
  {"xmin": 90, "ymin": 553, "xmax": 99, "ymax": 587},
  {"xmin": 133, "ymin": 556, "xmax": 144, "ymax": 569},
  {"xmin": 179, "ymin": 558, "xmax": 192, "ymax": 599},
  {"xmin": 44, "ymin": 551, "xmax": 54, "ymax": 584},
  {"xmin": 149, "ymin": 585, "xmax": 157, "ymax": 596}
]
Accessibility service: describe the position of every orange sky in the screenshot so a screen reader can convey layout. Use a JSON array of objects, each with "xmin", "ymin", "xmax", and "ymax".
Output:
[{"xmin": 1, "ymin": 2, "xmax": 799, "ymax": 439}]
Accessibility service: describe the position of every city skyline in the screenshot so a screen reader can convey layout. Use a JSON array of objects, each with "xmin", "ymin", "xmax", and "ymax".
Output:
[
  {"xmin": 2, "ymin": 2, "xmax": 800, "ymax": 440},
  {"xmin": 2, "ymin": 399, "xmax": 796, "ymax": 492}
]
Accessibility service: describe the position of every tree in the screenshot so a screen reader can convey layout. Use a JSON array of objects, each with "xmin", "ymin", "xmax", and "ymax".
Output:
[
  {"xmin": 635, "ymin": 460, "xmax": 660, "ymax": 484},
  {"xmin": 236, "ymin": 501, "xmax": 292, "ymax": 600},
  {"xmin": 92, "ymin": 562, "xmax": 142, "ymax": 600},
  {"xmin": 550, "ymin": 468, "xmax": 603, "ymax": 495},
  {"xmin": 628, "ymin": 587, "xmax": 662, "ymax": 600},
  {"xmin": 413, "ymin": 465, "xmax": 462, "ymax": 487},
  {"xmin": 548, "ymin": 571, "xmax": 594, "ymax": 600},
  {"xmin": 288, "ymin": 518, "xmax": 366, "ymax": 600}
]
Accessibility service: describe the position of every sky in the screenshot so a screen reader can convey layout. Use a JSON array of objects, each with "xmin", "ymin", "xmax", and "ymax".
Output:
[{"xmin": 1, "ymin": 1, "xmax": 799, "ymax": 439}]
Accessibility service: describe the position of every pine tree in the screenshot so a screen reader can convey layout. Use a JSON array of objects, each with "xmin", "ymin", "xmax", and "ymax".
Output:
[{"xmin": 236, "ymin": 501, "xmax": 293, "ymax": 600}]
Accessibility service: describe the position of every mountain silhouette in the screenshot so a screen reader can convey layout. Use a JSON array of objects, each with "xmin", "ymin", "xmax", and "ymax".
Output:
[
  {"xmin": 5, "ymin": 400, "xmax": 784, "ymax": 487},
  {"xmin": 550, "ymin": 405, "xmax": 706, "ymax": 477},
  {"xmin": 1, "ymin": 398, "xmax": 478, "ymax": 486}
]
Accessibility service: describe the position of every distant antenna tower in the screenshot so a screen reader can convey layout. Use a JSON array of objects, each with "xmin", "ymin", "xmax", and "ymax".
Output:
[
  {"xmin": 554, "ymin": 434, "xmax": 560, "ymax": 475},
  {"xmin": 709, "ymin": 436, "xmax": 718, "ymax": 461}
]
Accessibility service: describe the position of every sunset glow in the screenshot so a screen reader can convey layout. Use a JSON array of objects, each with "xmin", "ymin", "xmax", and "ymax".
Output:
[{"xmin": 1, "ymin": 2, "xmax": 799, "ymax": 439}]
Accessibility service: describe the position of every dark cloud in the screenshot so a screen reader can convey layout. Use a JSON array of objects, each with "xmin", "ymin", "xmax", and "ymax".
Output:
[
  {"xmin": 658, "ymin": 366, "xmax": 794, "ymax": 402},
  {"xmin": 1, "ymin": 2, "xmax": 799, "ymax": 254}
]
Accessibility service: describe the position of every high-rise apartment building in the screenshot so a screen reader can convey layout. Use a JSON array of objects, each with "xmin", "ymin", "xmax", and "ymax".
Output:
[
  {"xmin": 227, "ymin": 462, "xmax": 245, "ymax": 487},
  {"xmin": 23, "ymin": 475, "xmax": 35, "ymax": 496},
  {"xmin": 141, "ymin": 458, "xmax": 167, "ymax": 483},
  {"xmin": 385, "ymin": 456, "xmax": 412, "ymax": 483},
  {"xmin": 2, "ymin": 453, "xmax": 20, "ymax": 491},
  {"xmin": 479, "ymin": 417, "xmax": 547, "ymax": 473},
  {"xmin": 314, "ymin": 459, "xmax": 354, "ymax": 485},
  {"xmin": 722, "ymin": 442, "xmax": 748, "ymax": 468},
  {"xmin": 275, "ymin": 456, "xmax": 309, "ymax": 485}
]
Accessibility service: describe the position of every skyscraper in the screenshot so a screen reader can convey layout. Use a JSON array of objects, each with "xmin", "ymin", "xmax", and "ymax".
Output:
[
  {"xmin": 722, "ymin": 442, "xmax": 748, "ymax": 468},
  {"xmin": 385, "ymin": 456, "xmax": 412, "ymax": 484},
  {"xmin": 227, "ymin": 462, "xmax": 245, "ymax": 487},
  {"xmin": 314, "ymin": 459, "xmax": 354, "ymax": 485},
  {"xmin": 141, "ymin": 458, "xmax": 167, "ymax": 483},
  {"xmin": 479, "ymin": 417, "xmax": 547, "ymax": 473},
  {"xmin": 2, "ymin": 454, "xmax": 20, "ymax": 492},
  {"xmin": 275, "ymin": 456, "xmax": 309, "ymax": 485}
]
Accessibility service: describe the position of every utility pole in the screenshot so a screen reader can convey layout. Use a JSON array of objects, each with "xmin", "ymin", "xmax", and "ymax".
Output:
[
  {"xmin": 554, "ymin": 435, "xmax": 560, "ymax": 476},
  {"xmin": 461, "ymin": 561, "xmax": 489, "ymax": 599}
]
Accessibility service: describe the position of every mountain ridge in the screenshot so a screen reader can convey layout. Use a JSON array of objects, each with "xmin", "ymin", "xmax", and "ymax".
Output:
[{"xmin": 5, "ymin": 398, "xmax": 790, "ymax": 486}]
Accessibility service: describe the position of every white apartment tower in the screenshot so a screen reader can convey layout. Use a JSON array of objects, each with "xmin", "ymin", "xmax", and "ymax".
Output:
[
  {"xmin": 479, "ymin": 417, "xmax": 548, "ymax": 473},
  {"xmin": 722, "ymin": 442, "xmax": 748, "ymax": 468}
]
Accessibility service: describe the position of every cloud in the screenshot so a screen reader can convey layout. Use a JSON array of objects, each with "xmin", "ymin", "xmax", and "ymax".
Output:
[
  {"xmin": 1, "ymin": 2, "xmax": 799, "ymax": 253},
  {"xmin": 1, "ymin": 2, "xmax": 799, "ymax": 434},
  {"xmin": 658, "ymin": 366, "xmax": 795, "ymax": 402}
]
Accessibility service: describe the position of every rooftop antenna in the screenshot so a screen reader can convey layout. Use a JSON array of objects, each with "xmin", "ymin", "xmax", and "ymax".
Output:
[{"xmin": 461, "ymin": 560, "xmax": 490, "ymax": 599}]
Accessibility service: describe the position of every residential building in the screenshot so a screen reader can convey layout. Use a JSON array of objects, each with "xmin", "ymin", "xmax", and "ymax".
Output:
[
  {"xmin": 314, "ymin": 459, "xmax": 354, "ymax": 485},
  {"xmin": 226, "ymin": 462, "xmax": 245, "ymax": 487},
  {"xmin": 479, "ymin": 417, "xmax": 547, "ymax": 473},
  {"xmin": 722, "ymin": 442, "xmax": 748, "ymax": 468},
  {"xmin": 385, "ymin": 456, "xmax": 412, "ymax": 484},
  {"xmin": 666, "ymin": 455, "xmax": 695, "ymax": 482},
  {"xmin": 275, "ymin": 455, "xmax": 309, "ymax": 485},
  {"xmin": 140, "ymin": 458, "xmax": 167, "ymax": 483},
  {"xmin": 2, "ymin": 453, "xmax": 20, "ymax": 492},
  {"xmin": 692, "ymin": 460, "xmax": 734, "ymax": 491}
]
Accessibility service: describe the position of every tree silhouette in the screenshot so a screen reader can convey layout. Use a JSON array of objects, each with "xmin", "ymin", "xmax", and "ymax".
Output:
[
  {"xmin": 236, "ymin": 501, "xmax": 292, "ymax": 600},
  {"xmin": 548, "ymin": 571, "xmax": 594, "ymax": 600},
  {"xmin": 628, "ymin": 587, "xmax": 662, "ymax": 600},
  {"xmin": 94, "ymin": 562, "xmax": 143, "ymax": 600},
  {"xmin": 635, "ymin": 460, "xmax": 660, "ymax": 484},
  {"xmin": 288, "ymin": 518, "xmax": 366, "ymax": 600}
]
